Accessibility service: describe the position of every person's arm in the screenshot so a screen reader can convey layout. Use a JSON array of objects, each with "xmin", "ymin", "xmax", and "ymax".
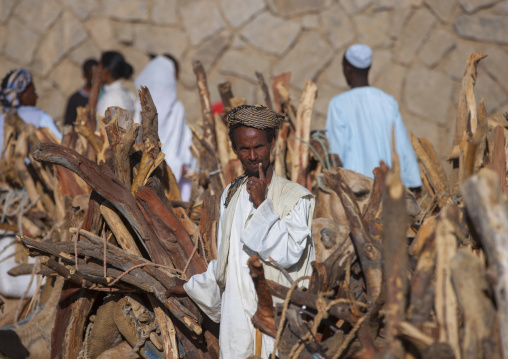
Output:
[{"xmin": 241, "ymin": 196, "xmax": 311, "ymax": 268}]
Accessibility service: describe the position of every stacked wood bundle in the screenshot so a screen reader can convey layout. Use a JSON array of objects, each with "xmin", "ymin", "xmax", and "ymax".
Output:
[
  {"xmin": 1, "ymin": 52, "xmax": 507, "ymax": 359},
  {"xmin": 244, "ymin": 52, "xmax": 508, "ymax": 359}
]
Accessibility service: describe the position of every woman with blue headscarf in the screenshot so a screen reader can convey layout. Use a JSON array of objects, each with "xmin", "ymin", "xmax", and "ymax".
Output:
[{"xmin": 0, "ymin": 68, "xmax": 62, "ymax": 150}]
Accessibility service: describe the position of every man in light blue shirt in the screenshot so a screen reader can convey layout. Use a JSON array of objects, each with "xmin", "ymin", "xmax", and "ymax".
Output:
[{"xmin": 326, "ymin": 44, "xmax": 422, "ymax": 189}]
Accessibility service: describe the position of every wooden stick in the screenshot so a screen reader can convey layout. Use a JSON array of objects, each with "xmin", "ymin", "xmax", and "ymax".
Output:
[
  {"xmin": 382, "ymin": 136, "xmax": 407, "ymax": 355},
  {"xmin": 434, "ymin": 204, "xmax": 461, "ymax": 359},
  {"xmin": 255, "ymin": 71, "xmax": 273, "ymax": 110}
]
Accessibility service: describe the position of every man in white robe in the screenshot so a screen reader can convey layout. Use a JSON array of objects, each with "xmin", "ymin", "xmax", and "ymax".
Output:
[
  {"xmin": 326, "ymin": 44, "xmax": 422, "ymax": 190},
  {"xmin": 168, "ymin": 105, "xmax": 315, "ymax": 358}
]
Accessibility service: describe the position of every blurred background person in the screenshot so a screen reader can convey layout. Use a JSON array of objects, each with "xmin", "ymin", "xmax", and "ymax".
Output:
[
  {"xmin": 63, "ymin": 58, "xmax": 98, "ymax": 127},
  {"xmin": 97, "ymin": 51, "xmax": 135, "ymax": 117},
  {"xmin": 0, "ymin": 68, "xmax": 62, "ymax": 298},
  {"xmin": 135, "ymin": 55, "xmax": 194, "ymax": 201},
  {"xmin": 0, "ymin": 68, "xmax": 61, "ymax": 150}
]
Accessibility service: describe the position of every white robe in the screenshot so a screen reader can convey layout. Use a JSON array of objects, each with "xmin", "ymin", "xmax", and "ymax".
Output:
[
  {"xmin": 97, "ymin": 80, "xmax": 136, "ymax": 118},
  {"xmin": 134, "ymin": 56, "xmax": 194, "ymax": 184},
  {"xmin": 184, "ymin": 181, "xmax": 313, "ymax": 358}
]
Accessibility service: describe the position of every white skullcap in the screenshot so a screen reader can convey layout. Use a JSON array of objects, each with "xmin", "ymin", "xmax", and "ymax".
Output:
[{"xmin": 345, "ymin": 44, "xmax": 372, "ymax": 69}]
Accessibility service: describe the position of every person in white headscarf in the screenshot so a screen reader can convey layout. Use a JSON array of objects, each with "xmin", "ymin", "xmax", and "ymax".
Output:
[
  {"xmin": 135, "ymin": 55, "xmax": 194, "ymax": 201},
  {"xmin": 326, "ymin": 44, "xmax": 422, "ymax": 190}
]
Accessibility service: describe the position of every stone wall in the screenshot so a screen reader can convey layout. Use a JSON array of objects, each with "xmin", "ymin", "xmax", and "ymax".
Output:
[{"xmin": 1, "ymin": 0, "xmax": 508, "ymax": 160}]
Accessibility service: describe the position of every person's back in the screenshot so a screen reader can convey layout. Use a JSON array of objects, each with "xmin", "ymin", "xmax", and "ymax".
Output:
[
  {"xmin": 326, "ymin": 44, "xmax": 422, "ymax": 189},
  {"xmin": 63, "ymin": 58, "xmax": 97, "ymax": 127}
]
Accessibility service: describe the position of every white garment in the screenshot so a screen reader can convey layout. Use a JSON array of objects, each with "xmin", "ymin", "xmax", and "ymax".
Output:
[
  {"xmin": 184, "ymin": 182, "xmax": 313, "ymax": 358},
  {"xmin": 0, "ymin": 106, "xmax": 62, "ymax": 150},
  {"xmin": 134, "ymin": 56, "xmax": 194, "ymax": 184},
  {"xmin": 96, "ymin": 80, "xmax": 136, "ymax": 118},
  {"xmin": 0, "ymin": 233, "xmax": 42, "ymax": 298},
  {"xmin": 326, "ymin": 86, "xmax": 422, "ymax": 188}
]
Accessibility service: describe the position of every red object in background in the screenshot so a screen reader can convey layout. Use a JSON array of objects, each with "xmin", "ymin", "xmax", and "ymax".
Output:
[{"xmin": 212, "ymin": 101, "xmax": 224, "ymax": 115}]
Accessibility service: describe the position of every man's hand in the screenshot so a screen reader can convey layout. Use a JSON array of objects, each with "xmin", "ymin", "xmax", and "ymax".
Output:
[
  {"xmin": 247, "ymin": 163, "xmax": 267, "ymax": 208},
  {"xmin": 165, "ymin": 277, "xmax": 187, "ymax": 298}
]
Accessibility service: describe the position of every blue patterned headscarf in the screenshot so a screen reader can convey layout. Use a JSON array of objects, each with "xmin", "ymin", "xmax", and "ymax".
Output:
[{"xmin": 0, "ymin": 68, "xmax": 33, "ymax": 109}]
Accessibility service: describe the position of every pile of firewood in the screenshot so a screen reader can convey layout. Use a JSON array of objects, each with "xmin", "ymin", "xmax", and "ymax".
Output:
[{"xmin": 0, "ymin": 52, "xmax": 506, "ymax": 359}]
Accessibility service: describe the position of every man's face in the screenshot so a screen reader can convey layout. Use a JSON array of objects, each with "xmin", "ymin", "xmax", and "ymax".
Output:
[
  {"xmin": 232, "ymin": 126, "xmax": 274, "ymax": 178},
  {"xmin": 20, "ymin": 83, "xmax": 37, "ymax": 106}
]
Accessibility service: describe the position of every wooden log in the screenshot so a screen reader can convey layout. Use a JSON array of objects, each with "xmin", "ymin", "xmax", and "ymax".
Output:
[
  {"xmin": 255, "ymin": 71, "xmax": 273, "ymax": 110},
  {"xmin": 266, "ymin": 279, "xmax": 354, "ymax": 324},
  {"xmin": 461, "ymin": 168, "xmax": 508, "ymax": 359},
  {"xmin": 248, "ymin": 255, "xmax": 277, "ymax": 338},
  {"xmin": 449, "ymin": 52, "xmax": 486, "ymax": 194},
  {"xmin": 292, "ymin": 80, "xmax": 317, "ymax": 188},
  {"xmin": 324, "ymin": 170, "xmax": 382, "ymax": 306},
  {"xmin": 381, "ymin": 143, "xmax": 407, "ymax": 355},
  {"xmin": 132, "ymin": 87, "xmax": 165, "ymax": 193},
  {"xmin": 459, "ymin": 99, "xmax": 488, "ymax": 186},
  {"xmin": 411, "ymin": 133, "xmax": 450, "ymax": 208},
  {"xmin": 272, "ymin": 73, "xmax": 291, "ymax": 115},
  {"xmin": 87, "ymin": 64, "xmax": 101, "ymax": 133},
  {"xmin": 363, "ymin": 163, "xmax": 389, "ymax": 240},
  {"xmin": 21, "ymin": 237, "xmax": 203, "ymax": 335},
  {"xmin": 193, "ymin": 61, "xmax": 216, "ymax": 149},
  {"xmin": 100, "ymin": 201, "xmax": 142, "ymax": 257},
  {"xmin": 488, "ymin": 125, "xmax": 506, "ymax": 194},
  {"xmin": 434, "ymin": 204, "xmax": 460, "ymax": 359},
  {"xmin": 450, "ymin": 249, "xmax": 500, "ymax": 359},
  {"xmin": 218, "ymin": 81, "xmax": 234, "ymax": 115},
  {"xmin": 32, "ymin": 142, "xmax": 159, "ymax": 254},
  {"xmin": 135, "ymin": 185, "xmax": 207, "ymax": 275},
  {"xmin": 104, "ymin": 110, "xmax": 140, "ymax": 188}
]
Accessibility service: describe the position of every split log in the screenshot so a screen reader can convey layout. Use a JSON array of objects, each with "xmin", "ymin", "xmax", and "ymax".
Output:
[
  {"xmin": 450, "ymin": 249, "xmax": 500, "ymax": 359},
  {"xmin": 218, "ymin": 81, "xmax": 234, "ymax": 115},
  {"xmin": 462, "ymin": 168, "xmax": 508, "ymax": 359},
  {"xmin": 434, "ymin": 205, "xmax": 461, "ymax": 359},
  {"xmin": 248, "ymin": 255, "xmax": 277, "ymax": 338},
  {"xmin": 194, "ymin": 61, "xmax": 216, "ymax": 149},
  {"xmin": 324, "ymin": 170, "xmax": 382, "ymax": 306},
  {"xmin": 291, "ymin": 80, "xmax": 317, "ymax": 188},
  {"xmin": 32, "ymin": 141, "xmax": 158, "ymax": 254},
  {"xmin": 255, "ymin": 71, "xmax": 273, "ymax": 110},
  {"xmin": 488, "ymin": 125, "xmax": 506, "ymax": 194},
  {"xmin": 381, "ymin": 145, "xmax": 407, "ymax": 356},
  {"xmin": 449, "ymin": 52, "xmax": 486, "ymax": 194}
]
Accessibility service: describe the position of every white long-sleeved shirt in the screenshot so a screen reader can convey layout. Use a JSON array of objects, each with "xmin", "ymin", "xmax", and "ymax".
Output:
[
  {"xmin": 184, "ymin": 183, "xmax": 312, "ymax": 358},
  {"xmin": 96, "ymin": 80, "xmax": 136, "ymax": 118},
  {"xmin": 326, "ymin": 86, "xmax": 422, "ymax": 188}
]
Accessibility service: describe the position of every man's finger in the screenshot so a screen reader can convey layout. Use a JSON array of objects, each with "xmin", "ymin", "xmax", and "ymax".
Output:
[{"xmin": 258, "ymin": 163, "xmax": 265, "ymax": 182}]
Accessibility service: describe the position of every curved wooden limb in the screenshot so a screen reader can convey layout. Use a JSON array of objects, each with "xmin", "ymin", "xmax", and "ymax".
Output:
[{"xmin": 248, "ymin": 255, "xmax": 277, "ymax": 338}]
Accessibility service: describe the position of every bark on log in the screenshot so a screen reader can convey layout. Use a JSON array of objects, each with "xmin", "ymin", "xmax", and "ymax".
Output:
[
  {"xmin": 382, "ymin": 148, "xmax": 407, "ymax": 355},
  {"xmin": 462, "ymin": 168, "xmax": 508, "ymax": 359},
  {"xmin": 434, "ymin": 205, "xmax": 461, "ymax": 359},
  {"xmin": 450, "ymin": 248, "xmax": 500, "ymax": 359},
  {"xmin": 255, "ymin": 71, "xmax": 273, "ymax": 110},
  {"xmin": 32, "ymin": 141, "xmax": 158, "ymax": 255},
  {"xmin": 324, "ymin": 170, "xmax": 382, "ymax": 306},
  {"xmin": 248, "ymin": 255, "xmax": 277, "ymax": 338}
]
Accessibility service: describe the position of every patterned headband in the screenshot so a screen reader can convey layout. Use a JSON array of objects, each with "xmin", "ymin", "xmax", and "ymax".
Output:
[{"xmin": 227, "ymin": 105, "xmax": 284, "ymax": 129}]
